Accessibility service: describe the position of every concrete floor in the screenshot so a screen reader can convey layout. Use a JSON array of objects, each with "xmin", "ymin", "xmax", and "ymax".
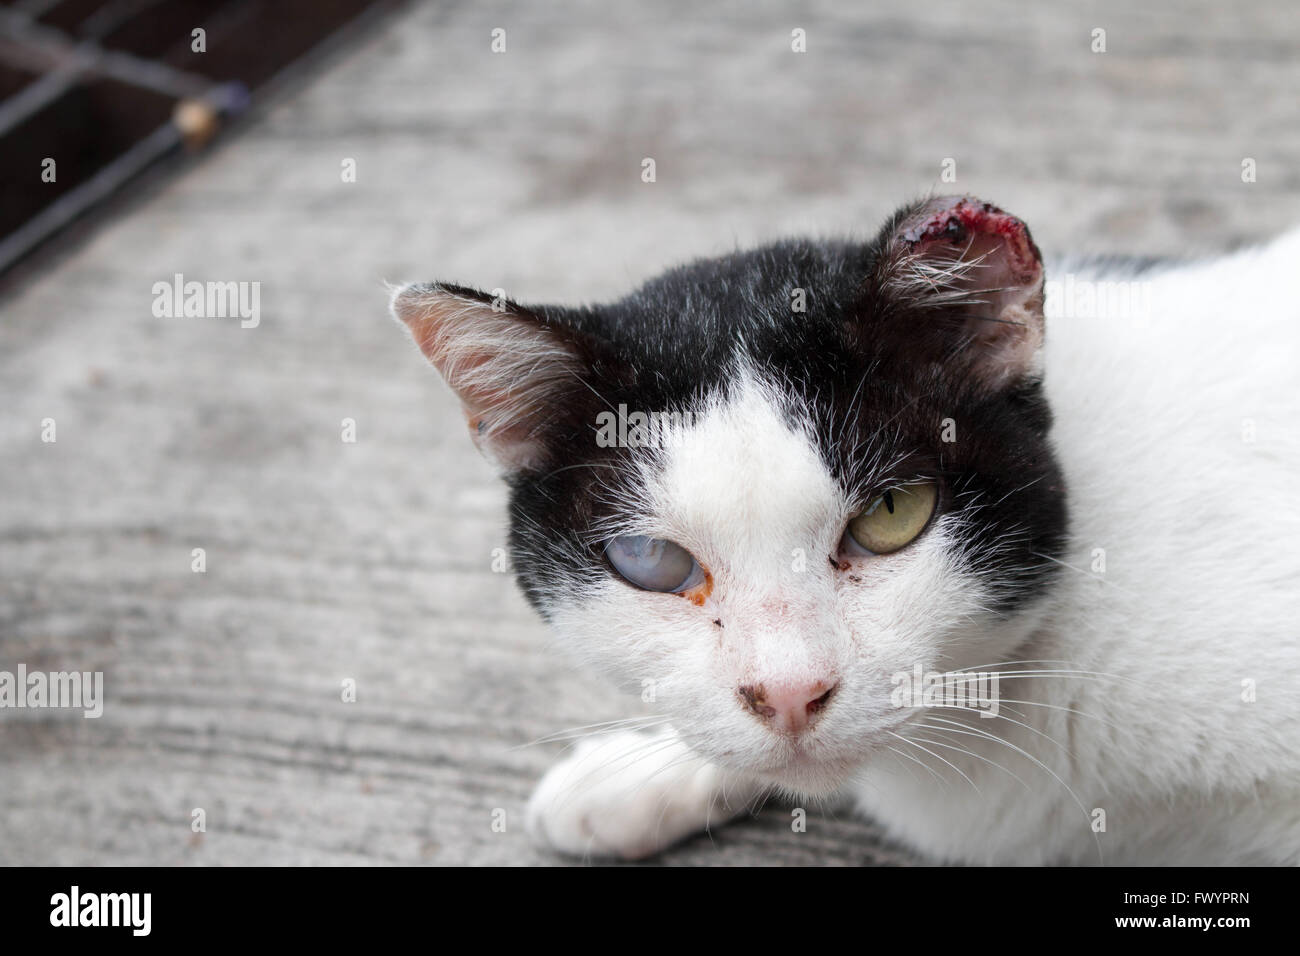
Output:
[{"xmin": 2, "ymin": 0, "xmax": 1298, "ymax": 865}]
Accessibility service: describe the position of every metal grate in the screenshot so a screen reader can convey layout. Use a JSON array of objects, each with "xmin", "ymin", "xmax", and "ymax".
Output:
[{"xmin": 0, "ymin": 0, "xmax": 402, "ymax": 276}]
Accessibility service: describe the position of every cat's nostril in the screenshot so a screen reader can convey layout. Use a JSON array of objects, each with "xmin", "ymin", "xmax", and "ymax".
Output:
[
  {"xmin": 807, "ymin": 683, "xmax": 836, "ymax": 714},
  {"xmin": 738, "ymin": 684, "xmax": 776, "ymax": 720},
  {"xmin": 739, "ymin": 680, "xmax": 839, "ymax": 735}
]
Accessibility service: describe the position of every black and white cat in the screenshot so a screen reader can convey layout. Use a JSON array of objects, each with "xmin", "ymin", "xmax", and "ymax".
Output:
[{"xmin": 391, "ymin": 196, "xmax": 1300, "ymax": 865}]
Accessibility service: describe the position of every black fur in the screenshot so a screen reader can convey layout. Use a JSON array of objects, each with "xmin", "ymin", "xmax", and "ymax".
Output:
[{"xmin": 457, "ymin": 200, "xmax": 1068, "ymax": 617}]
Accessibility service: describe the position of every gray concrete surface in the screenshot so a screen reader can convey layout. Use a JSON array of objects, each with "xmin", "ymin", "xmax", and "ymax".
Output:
[{"xmin": 2, "ymin": 0, "xmax": 1298, "ymax": 865}]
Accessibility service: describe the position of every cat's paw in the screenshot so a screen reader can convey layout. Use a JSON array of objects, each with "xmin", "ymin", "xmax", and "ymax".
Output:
[{"xmin": 526, "ymin": 729, "xmax": 754, "ymax": 860}]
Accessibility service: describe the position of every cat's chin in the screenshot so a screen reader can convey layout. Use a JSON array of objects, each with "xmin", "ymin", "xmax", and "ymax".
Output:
[{"xmin": 747, "ymin": 751, "xmax": 860, "ymax": 799}]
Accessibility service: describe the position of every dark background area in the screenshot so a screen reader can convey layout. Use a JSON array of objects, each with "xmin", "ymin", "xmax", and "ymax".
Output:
[{"xmin": 0, "ymin": 0, "xmax": 402, "ymax": 276}]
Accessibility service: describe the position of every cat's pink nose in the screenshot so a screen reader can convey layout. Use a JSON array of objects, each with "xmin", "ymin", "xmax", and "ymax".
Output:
[{"xmin": 738, "ymin": 680, "xmax": 838, "ymax": 735}]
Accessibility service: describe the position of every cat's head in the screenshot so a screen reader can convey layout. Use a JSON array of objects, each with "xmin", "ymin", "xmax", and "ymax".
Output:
[{"xmin": 392, "ymin": 196, "xmax": 1067, "ymax": 795}]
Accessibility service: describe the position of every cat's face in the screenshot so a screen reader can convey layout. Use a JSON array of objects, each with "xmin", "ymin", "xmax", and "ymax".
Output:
[{"xmin": 394, "ymin": 196, "xmax": 1067, "ymax": 795}]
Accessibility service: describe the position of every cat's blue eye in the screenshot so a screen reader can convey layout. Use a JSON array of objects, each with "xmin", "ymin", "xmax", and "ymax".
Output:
[{"xmin": 604, "ymin": 535, "xmax": 704, "ymax": 593}]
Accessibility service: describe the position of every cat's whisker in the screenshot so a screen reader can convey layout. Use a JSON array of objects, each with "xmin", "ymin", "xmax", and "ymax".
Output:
[
  {"xmin": 906, "ymin": 732, "xmax": 1028, "ymax": 804},
  {"xmin": 514, "ymin": 715, "xmax": 671, "ymax": 750},
  {"xmin": 884, "ymin": 743, "xmax": 949, "ymax": 787},
  {"xmin": 915, "ymin": 715, "xmax": 1105, "ymax": 864},
  {"xmin": 939, "ymin": 669, "xmax": 1146, "ymax": 690},
  {"xmin": 535, "ymin": 461, "xmax": 626, "ymax": 484},
  {"xmin": 910, "ymin": 724, "xmax": 1033, "ymax": 792},
  {"xmin": 725, "ymin": 780, "xmax": 775, "ymax": 824},
  {"xmin": 906, "ymin": 700, "xmax": 1074, "ymax": 759},
  {"xmin": 959, "ymin": 657, "xmax": 1102, "ymax": 674},
  {"xmin": 535, "ymin": 714, "xmax": 668, "ymax": 736},
  {"xmin": 889, "ymin": 731, "xmax": 979, "ymax": 795},
  {"xmin": 956, "ymin": 659, "xmax": 1148, "ymax": 689},
  {"xmin": 881, "ymin": 746, "xmax": 925, "ymax": 786},
  {"xmin": 986, "ymin": 474, "xmax": 1047, "ymax": 507},
  {"xmin": 1029, "ymin": 550, "xmax": 1142, "ymax": 598},
  {"xmin": 537, "ymin": 721, "xmax": 677, "ymax": 753},
  {"xmin": 938, "ymin": 696, "xmax": 1124, "ymax": 735},
  {"xmin": 540, "ymin": 735, "xmax": 691, "ymax": 820}
]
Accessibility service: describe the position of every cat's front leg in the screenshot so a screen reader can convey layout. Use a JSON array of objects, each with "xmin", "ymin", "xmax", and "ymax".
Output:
[{"xmin": 526, "ymin": 727, "xmax": 763, "ymax": 860}]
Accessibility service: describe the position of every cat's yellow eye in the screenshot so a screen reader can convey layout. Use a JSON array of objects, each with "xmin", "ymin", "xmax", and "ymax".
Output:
[{"xmin": 844, "ymin": 482, "xmax": 938, "ymax": 555}]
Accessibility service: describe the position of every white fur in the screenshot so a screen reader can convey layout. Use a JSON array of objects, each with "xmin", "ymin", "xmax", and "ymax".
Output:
[
  {"xmin": 529, "ymin": 231, "xmax": 1300, "ymax": 864},
  {"xmin": 526, "ymin": 729, "xmax": 759, "ymax": 859}
]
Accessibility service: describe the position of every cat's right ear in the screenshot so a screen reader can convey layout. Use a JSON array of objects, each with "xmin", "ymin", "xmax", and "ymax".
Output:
[
  {"xmin": 390, "ymin": 282, "xmax": 589, "ymax": 472},
  {"xmin": 873, "ymin": 196, "xmax": 1046, "ymax": 392}
]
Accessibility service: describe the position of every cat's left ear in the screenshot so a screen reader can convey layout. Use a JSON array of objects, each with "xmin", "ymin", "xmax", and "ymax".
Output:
[
  {"xmin": 875, "ymin": 196, "xmax": 1045, "ymax": 391},
  {"xmin": 391, "ymin": 282, "xmax": 596, "ymax": 472}
]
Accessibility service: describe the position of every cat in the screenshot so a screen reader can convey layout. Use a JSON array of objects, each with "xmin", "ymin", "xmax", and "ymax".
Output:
[{"xmin": 390, "ymin": 195, "xmax": 1300, "ymax": 865}]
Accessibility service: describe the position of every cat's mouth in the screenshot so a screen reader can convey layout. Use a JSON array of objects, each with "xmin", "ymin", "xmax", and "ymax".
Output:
[
  {"xmin": 736, "ymin": 738, "xmax": 866, "ymax": 796},
  {"xmin": 730, "ymin": 718, "xmax": 913, "ymax": 795},
  {"xmin": 753, "ymin": 754, "xmax": 857, "ymax": 796}
]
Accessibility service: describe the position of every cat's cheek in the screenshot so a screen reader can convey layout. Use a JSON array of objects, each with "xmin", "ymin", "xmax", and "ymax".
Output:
[
  {"xmin": 548, "ymin": 584, "xmax": 720, "ymax": 689},
  {"xmin": 829, "ymin": 532, "xmax": 992, "ymax": 678}
]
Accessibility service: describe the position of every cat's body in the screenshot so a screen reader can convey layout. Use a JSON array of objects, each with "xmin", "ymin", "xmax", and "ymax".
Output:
[
  {"xmin": 392, "ymin": 197, "xmax": 1300, "ymax": 865},
  {"xmin": 859, "ymin": 242, "xmax": 1300, "ymax": 865}
]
